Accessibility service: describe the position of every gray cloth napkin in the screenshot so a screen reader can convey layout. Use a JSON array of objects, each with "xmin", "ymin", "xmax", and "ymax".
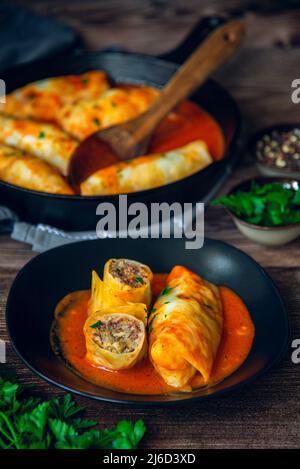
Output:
[
  {"xmin": 0, "ymin": 205, "xmax": 117, "ymax": 251},
  {"xmin": 12, "ymin": 222, "xmax": 99, "ymax": 252},
  {"xmin": 0, "ymin": 206, "xmax": 98, "ymax": 252},
  {"xmin": 0, "ymin": 165, "xmax": 228, "ymax": 252},
  {"xmin": 0, "ymin": 3, "xmax": 81, "ymax": 72},
  {"xmin": 0, "ymin": 204, "xmax": 203, "ymax": 253}
]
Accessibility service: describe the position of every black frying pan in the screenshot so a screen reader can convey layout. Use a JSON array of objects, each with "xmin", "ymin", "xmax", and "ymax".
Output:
[{"xmin": 0, "ymin": 16, "xmax": 242, "ymax": 231}]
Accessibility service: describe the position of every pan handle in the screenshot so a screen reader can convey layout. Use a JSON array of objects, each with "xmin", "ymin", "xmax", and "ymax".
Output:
[{"xmin": 158, "ymin": 15, "xmax": 227, "ymax": 65}]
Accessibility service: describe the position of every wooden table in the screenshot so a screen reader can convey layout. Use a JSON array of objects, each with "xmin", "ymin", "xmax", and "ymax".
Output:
[{"xmin": 1, "ymin": 0, "xmax": 300, "ymax": 449}]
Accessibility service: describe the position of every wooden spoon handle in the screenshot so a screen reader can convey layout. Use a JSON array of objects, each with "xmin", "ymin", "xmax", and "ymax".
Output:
[{"xmin": 132, "ymin": 19, "xmax": 245, "ymax": 141}]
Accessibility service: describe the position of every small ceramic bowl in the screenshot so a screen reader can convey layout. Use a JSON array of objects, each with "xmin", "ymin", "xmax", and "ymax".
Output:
[
  {"xmin": 250, "ymin": 124, "xmax": 300, "ymax": 178},
  {"xmin": 225, "ymin": 177, "xmax": 300, "ymax": 246}
]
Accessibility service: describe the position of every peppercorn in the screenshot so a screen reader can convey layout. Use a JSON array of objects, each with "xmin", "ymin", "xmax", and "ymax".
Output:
[{"xmin": 255, "ymin": 128, "xmax": 300, "ymax": 170}]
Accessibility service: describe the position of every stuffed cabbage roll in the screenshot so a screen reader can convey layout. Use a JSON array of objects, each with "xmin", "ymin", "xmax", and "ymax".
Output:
[
  {"xmin": 85, "ymin": 258, "xmax": 152, "ymax": 370},
  {"xmin": 84, "ymin": 311, "xmax": 147, "ymax": 370},
  {"xmin": 89, "ymin": 258, "xmax": 153, "ymax": 316},
  {"xmin": 80, "ymin": 140, "xmax": 213, "ymax": 195},
  {"xmin": 0, "ymin": 144, "xmax": 74, "ymax": 194},
  {"xmin": 0, "ymin": 70, "xmax": 110, "ymax": 122},
  {"xmin": 149, "ymin": 266, "xmax": 223, "ymax": 390},
  {"xmin": 57, "ymin": 85, "xmax": 159, "ymax": 140},
  {"xmin": 0, "ymin": 115, "xmax": 78, "ymax": 175}
]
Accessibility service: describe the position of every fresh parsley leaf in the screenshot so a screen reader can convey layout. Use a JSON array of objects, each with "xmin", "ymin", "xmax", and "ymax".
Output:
[
  {"xmin": 38, "ymin": 131, "xmax": 46, "ymax": 139},
  {"xmin": 48, "ymin": 418, "xmax": 77, "ymax": 441},
  {"xmin": 0, "ymin": 376, "xmax": 146, "ymax": 449},
  {"xmin": 90, "ymin": 320, "xmax": 103, "ymax": 329},
  {"xmin": 292, "ymin": 189, "xmax": 300, "ymax": 205},
  {"xmin": 132, "ymin": 419, "xmax": 146, "ymax": 446},
  {"xmin": 49, "ymin": 393, "xmax": 83, "ymax": 420},
  {"xmin": 211, "ymin": 182, "xmax": 300, "ymax": 227},
  {"xmin": 71, "ymin": 417, "xmax": 97, "ymax": 430}
]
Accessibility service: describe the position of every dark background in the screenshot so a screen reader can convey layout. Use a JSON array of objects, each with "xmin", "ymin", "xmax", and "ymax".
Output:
[
  {"xmin": 6, "ymin": 0, "xmax": 300, "ymax": 132},
  {"xmin": 10, "ymin": 0, "xmax": 300, "ymax": 54}
]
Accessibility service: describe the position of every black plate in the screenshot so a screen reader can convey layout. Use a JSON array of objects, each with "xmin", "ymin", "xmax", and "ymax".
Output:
[{"xmin": 6, "ymin": 238, "xmax": 289, "ymax": 405}]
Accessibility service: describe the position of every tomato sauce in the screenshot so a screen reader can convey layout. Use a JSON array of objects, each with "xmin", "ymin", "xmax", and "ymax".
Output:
[
  {"xmin": 150, "ymin": 101, "xmax": 225, "ymax": 160},
  {"xmin": 53, "ymin": 274, "xmax": 254, "ymax": 395}
]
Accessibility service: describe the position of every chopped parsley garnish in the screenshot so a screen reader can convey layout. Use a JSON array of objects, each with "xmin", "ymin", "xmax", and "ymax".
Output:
[
  {"xmin": 80, "ymin": 77, "xmax": 89, "ymax": 85},
  {"xmin": 90, "ymin": 320, "xmax": 103, "ymax": 329},
  {"xmin": 38, "ymin": 131, "xmax": 46, "ymax": 139},
  {"xmin": 158, "ymin": 287, "xmax": 172, "ymax": 297},
  {"xmin": 5, "ymin": 149, "xmax": 26, "ymax": 157},
  {"xmin": 147, "ymin": 314, "xmax": 158, "ymax": 334},
  {"xmin": 135, "ymin": 276, "xmax": 144, "ymax": 284},
  {"xmin": 93, "ymin": 117, "xmax": 101, "ymax": 126}
]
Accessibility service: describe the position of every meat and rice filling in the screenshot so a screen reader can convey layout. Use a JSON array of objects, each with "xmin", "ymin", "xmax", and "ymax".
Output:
[
  {"xmin": 109, "ymin": 259, "xmax": 149, "ymax": 287},
  {"xmin": 91, "ymin": 314, "xmax": 144, "ymax": 353}
]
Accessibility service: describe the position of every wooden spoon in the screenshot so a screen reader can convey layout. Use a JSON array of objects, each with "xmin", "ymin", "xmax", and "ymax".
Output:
[{"xmin": 68, "ymin": 19, "xmax": 245, "ymax": 188}]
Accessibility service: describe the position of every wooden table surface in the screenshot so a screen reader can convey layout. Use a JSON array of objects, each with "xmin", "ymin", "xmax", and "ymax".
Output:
[{"xmin": 1, "ymin": 0, "xmax": 300, "ymax": 449}]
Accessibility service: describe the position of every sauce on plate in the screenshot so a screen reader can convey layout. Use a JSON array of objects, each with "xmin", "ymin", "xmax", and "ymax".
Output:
[{"xmin": 52, "ymin": 274, "xmax": 254, "ymax": 395}]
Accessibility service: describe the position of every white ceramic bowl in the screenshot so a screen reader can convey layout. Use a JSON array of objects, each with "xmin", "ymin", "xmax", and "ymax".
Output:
[
  {"xmin": 251, "ymin": 124, "xmax": 300, "ymax": 179},
  {"xmin": 232, "ymin": 213, "xmax": 300, "ymax": 246},
  {"xmin": 225, "ymin": 177, "xmax": 300, "ymax": 246}
]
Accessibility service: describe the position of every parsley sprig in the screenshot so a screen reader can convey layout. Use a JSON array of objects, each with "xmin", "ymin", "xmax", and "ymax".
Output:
[
  {"xmin": 0, "ymin": 376, "xmax": 146, "ymax": 449},
  {"xmin": 212, "ymin": 182, "xmax": 300, "ymax": 227}
]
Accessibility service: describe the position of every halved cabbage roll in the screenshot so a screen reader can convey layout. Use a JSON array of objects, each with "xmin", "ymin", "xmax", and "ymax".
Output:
[
  {"xmin": 0, "ymin": 70, "xmax": 110, "ymax": 122},
  {"xmin": 57, "ymin": 85, "xmax": 159, "ymax": 140},
  {"xmin": 0, "ymin": 115, "xmax": 78, "ymax": 175},
  {"xmin": 80, "ymin": 140, "xmax": 212, "ymax": 195},
  {"xmin": 85, "ymin": 258, "xmax": 152, "ymax": 370},
  {"xmin": 84, "ymin": 311, "xmax": 146, "ymax": 370},
  {"xmin": 89, "ymin": 259, "xmax": 153, "ymax": 316},
  {"xmin": 149, "ymin": 266, "xmax": 223, "ymax": 390},
  {"xmin": 0, "ymin": 144, "xmax": 74, "ymax": 194}
]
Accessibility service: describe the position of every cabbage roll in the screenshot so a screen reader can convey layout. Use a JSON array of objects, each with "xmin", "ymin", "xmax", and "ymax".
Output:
[
  {"xmin": 80, "ymin": 140, "xmax": 212, "ymax": 195},
  {"xmin": 57, "ymin": 85, "xmax": 159, "ymax": 140},
  {"xmin": 0, "ymin": 144, "xmax": 74, "ymax": 194},
  {"xmin": 0, "ymin": 115, "xmax": 78, "ymax": 175},
  {"xmin": 84, "ymin": 311, "xmax": 146, "ymax": 370},
  {"xmin": 149, "ymin": 266, "xmax": 223, "ymax": 390},
  {"xmin": 1, "ymin": 70, "xmax": 110, "ymax": 122},
  {"xmin": 89, "ymin": 258, "xmax": 153, "ymax": 316}
]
